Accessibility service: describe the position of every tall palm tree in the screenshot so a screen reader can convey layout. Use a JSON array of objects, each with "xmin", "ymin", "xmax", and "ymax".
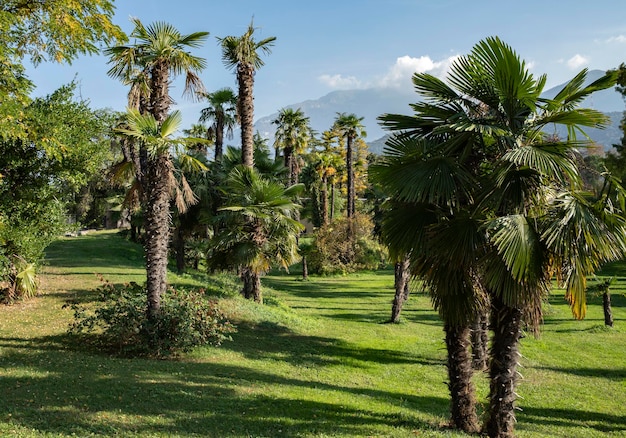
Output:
[
  {"xmin": 198, "ymin": 87, "xmax": 238, "ymax": 162},
  {"xmin": 105, "ymin": 19, "xmax": 208, "ymax": 320},
  {"xmin": 373, "ymin": 37, "xmax": 625, "ymax": 437},
  {"xmin": 218, "ymin": 21, "xmax": 276, "ymax": 168},
  {"xmin": 273, "ymin": 107, "xmax": 312, "ymax": 185},
  {"xmin": 209, "ymin": 166, "xmax": 304, "ymax": 303},
  {"xmin": 334, "ymin": 113, "xmax": 366, "ymax": 218}
]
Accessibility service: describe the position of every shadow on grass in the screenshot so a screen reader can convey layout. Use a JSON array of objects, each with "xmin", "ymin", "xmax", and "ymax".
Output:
[
  {"xmin": 45, "ymin": 232, "xmax": 145, "ymax": 270},
  {"xmin": 221, "ymin": 321, "xmax": 445, "ymax": 368},
  {"xmin": 520, "ymin": 406, "xmax": 626, "ymax": 434},
  {"xmin": 0, "ymin": 335, "xmax": 447, "ymax": 437},
  {"xmin": 531, "ymin": 365, "xmax": 626, "ymax": 380}
]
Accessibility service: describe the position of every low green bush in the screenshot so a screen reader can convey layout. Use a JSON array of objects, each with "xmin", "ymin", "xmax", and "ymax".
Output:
[
  {"xmin": 66, "ymin": 278, "xmax": 235, "ymax": 357},
  {"xmin": 309, "ymin": 213, "xmax": 387, "ymax": 275}
]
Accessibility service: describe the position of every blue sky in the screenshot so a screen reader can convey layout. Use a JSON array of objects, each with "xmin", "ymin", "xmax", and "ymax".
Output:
[{"xmin": 25, "ymin": 0, "xmax": 626, "ymax": 128}]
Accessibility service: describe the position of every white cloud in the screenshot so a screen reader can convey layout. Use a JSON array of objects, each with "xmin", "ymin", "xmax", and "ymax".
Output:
[
  {"xmin": 605, "ymin": 35, "xmax": 626, "ymax": 44},
  {"xmin": 566, "ymin": 54, "xmax": 589, "ymax": 70},
  {"xmin": 318, "ymin": 74, "xmax": 363, "ymax": 89},
  {"xmin": 318, "ymin": 54, "xmax": 459, "ymax": 91},
  {"xmin": 377, "ymin": 55, "xmax": 459, "ymax": 89}
]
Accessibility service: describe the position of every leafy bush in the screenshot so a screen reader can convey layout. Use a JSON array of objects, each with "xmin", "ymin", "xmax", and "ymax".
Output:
[
  {"xmin": 66, "ymin": 278, "xmax": 235, "ymax": 357},
  {"xmin": 309, "ymin": 213, "xmax": 387, "ymax": 275}
]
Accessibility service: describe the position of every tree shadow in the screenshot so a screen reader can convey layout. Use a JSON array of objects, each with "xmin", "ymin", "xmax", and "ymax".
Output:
[
  {"xmin": 219, "ymin": 321, "xmax": 445, "ymax": 369},
  {"xmin": 0, "ymin": 337, "xmax": 449, "ymax": 437},
  {"xmin": 519, "ymin": 406, "xmax": 626, "ymax": 434}
]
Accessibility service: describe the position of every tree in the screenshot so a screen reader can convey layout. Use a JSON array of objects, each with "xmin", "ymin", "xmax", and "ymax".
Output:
[
  {"xmin": 373, "ymin": 37, "xmax": 625, "ymax": 437},
  {"xmin": 0, "ymin": 0, "xmax": 125, "ymax": 139},
  {"xmin": 106, "ymin": 19, "xmax": 208, "ymax": 320},
  {"xmin": 273, "ymin": 107, "xmax": 313, "ymax": 185},
  {"xmin": 218, "ymin": 21, "xmax": 276, "ymax": 168},
  {"xmin": 333, "ymin": 113, "xmax": 366, "ymax": 218},
  {"xmin": 198, "ymin": 87, "xmax": 238, "ymax": 162},
  {"xmin": 208, "ymin": 166, "xmax": 303, "ymax": 303},
  {"xmin": 1, "ymin": 84, "xmax": 114, "ymax": 302},
  {"xmin": 115, "ymin": 109, "xmax": 205, "ymax": 319}
]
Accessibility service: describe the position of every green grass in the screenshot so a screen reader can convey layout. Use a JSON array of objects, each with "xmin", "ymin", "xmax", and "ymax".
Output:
[{"xmin": 0, "ymin": 230, "xmax": 625, "ymax": 437}]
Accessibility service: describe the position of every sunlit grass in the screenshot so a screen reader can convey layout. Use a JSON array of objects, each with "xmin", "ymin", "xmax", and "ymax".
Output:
[{"xmin": 0, "ymin": 230, "xmax": 624, "ymax": 437}]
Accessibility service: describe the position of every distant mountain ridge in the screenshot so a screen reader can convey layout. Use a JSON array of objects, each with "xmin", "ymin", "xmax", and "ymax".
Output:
[{"xmin": 252, "ymin": 69, "xmax": 625, "ymax": 154}]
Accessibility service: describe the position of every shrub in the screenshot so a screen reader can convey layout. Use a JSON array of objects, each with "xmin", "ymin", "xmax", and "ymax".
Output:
[
  {"xmin": 66, "ymin": 278, "xmax": 235, "ymax": 357},
  {"xmin": 309, "ymin": 213, "xmax": 387, "ymax": 275}
]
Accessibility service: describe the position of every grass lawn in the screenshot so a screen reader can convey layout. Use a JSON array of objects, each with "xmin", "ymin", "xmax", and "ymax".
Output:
[{"xmin": 0, "ymin": 230, "xmax": 625, "ymax": 437}]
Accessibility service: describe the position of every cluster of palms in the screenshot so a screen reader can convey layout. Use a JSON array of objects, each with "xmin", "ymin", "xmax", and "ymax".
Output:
[
  {"xmin": 103, "ymin": 17, "xmax": 624, "ymax": 438},
  {"xmin": 105, "ymin": 19, "xmax": 370, "ymax": 312},
  {"xmin": 371, "ymin": 37, "xmax": 626, "ymax": 437}
]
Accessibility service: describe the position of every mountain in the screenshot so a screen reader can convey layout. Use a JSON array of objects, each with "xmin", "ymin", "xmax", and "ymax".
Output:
[
  {"xmin": 254, "ymin": 87, "xmax": 413, "ymax": 145},
  {"xmin": 252, "ymin": 69, "xmax": 625, "ymax": 154}
]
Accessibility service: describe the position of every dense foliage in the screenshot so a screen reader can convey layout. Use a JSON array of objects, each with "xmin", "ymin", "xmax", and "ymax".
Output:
[
  {"xmin": 309, "ymin": 214, "xmax": 386, "ymax": 275},
  {"xmin": 66, "ymin": 279, "xmax": 235, "ymax": 357},
  {"xmin": 0, "ymin": 84, "xmax": 115, "ymax": 302}
]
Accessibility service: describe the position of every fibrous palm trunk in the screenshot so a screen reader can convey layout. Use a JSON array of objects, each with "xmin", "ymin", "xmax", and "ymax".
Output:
[
  {"xmin": 237, "ymin": 63, "xmax": 255, "ymax": 168},
  {"xmin": 241, "ymin": 267, "xmax": 262, "ymax": 304},
  {"xmin": 321, "ymin": 177, "xmax": 329, "ymax": 225},
  {"xmin": 390, "ymin": 257, "xmax": 410, "ymax": 323},
  {"xmin": 471, "ymin": 309, "xmax": 490, "ymax": 371},
  {"xmin": 485, "ymin": 296, "xmax": 524, "ymax": 438},
  {"xmin": 444, "ymin": 323, "xmax": 480, "ymax": 433},
  {"xmin": 215, "ymin": 117, "xmax": 224, "ymax": 162},
  {"xmin": 144, "ymin": 155, "xmax": 173, "ymax": 320},
  {"xmin": 346, "ymin": 135, "xmax": 355, "ymax": 218},
  {"xmin": 603, "ymin": 292, "xmax": 614, "ymax": 327}
]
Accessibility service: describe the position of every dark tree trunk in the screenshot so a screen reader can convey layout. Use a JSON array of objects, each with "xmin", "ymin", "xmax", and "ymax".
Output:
[
  {"xmin": 238, "ymin": 63, "xmax": 255, "ymax": 168},
  {"xmin": 346, "ymin": 135, "xmax": 355, "ymax": 218},
  {"xmin": 444, "ymin": 323, "xmax": 480, "ymax": 433},
  {"xmin": 302, "ymin": 255, "xmax": 308, "ymax": 280},
  {"xmin": 241, "ymin": 267, "xmax": 262, "ymax": 303},
  {"xmin": 215, "ymin": 116, "xmax": 224, "ymax": 162},
  {"xmin": 390, "ymin": 257, "xmax": 410, "ymax": 323},
  {"xmin": 174, "ymin": 225, "xmax": 185, "ymax": 274},
  {"xmin": 284, "ymin": 146, "xmax": 295, "ymax": 185},
  {"xmin": 150, "ymin": 59, "xmax": 170, "ymax": 123},
  {"xmin": 485, "ymin": 296, "xmax": 524, "ymax": 438},
  {"xmin": 143, "ymin": 155, "xmax": 173, "ymax": 320},
  {"xmin": 603, "ymin": 292, "xmax": 614, "ymax": 327},
  {"xmin": 330, "ymin": 183, "xmax": 335, "ymax": 220},
  {"xmin": 321, "ymin": 177, "xmax": 329, "ymax": 225},
  {"xmin": 471, "ymin": 308, "xmax": 490, "ymax": 371}
]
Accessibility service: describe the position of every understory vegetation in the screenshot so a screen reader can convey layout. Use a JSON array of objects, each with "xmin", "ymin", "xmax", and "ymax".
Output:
[{"xmin": 0, "ymin": 231, "xmax": 624, "ymax": 437}]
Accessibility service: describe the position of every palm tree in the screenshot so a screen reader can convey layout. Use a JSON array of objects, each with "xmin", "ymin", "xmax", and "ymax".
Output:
[
  {"xmin": 105, "ymin": 19, "xmax": 208, "ymax": 320},
  {"xmin": 333, "ymin": 113, "xmax": 366, "ymax": 218},
  {"xmin": 198, "ymin": 87, "xmax": 238, "ymax": 162},
  {"xmin": 209, "ymin": 166, "xmax": 304, "ymax": 303},
  {"xmin": 373, "ymin": 37, "xmax": 625, "ymax": 437},
  {"xmin": 218, "ymin": 21, "xmax": 276, "ymax": 168},
  {"xmin": 273, "ymin": 107, "xmax": 312, "ymax": 186}
]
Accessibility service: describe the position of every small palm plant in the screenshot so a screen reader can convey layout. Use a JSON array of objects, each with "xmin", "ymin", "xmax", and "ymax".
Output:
[{"xmin": 208, "ymin": 166, "xmax": 304, "ymax": 303}]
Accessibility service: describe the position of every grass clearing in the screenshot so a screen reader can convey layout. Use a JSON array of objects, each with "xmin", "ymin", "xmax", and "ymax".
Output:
[{"xmin": 0, "ymin": 230, "xmax": 625, "ymax": 437}]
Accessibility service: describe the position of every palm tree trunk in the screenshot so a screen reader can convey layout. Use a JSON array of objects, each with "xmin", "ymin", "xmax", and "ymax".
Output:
[
  {"xmin": 174, "ymin": 224, "xmax": 185, "ymax": 274},
  {"xmin": 444, "ymin": 323, "xmax": 480, "ymax": 433},
  {"xmin": 603, "ymin": 292, "xmax": 614, "ymax": 327},
  {"xmin": 346, "ymin": 136, "xmax": 355, "ymax": 218},
  {"xmin": 150, "ymin": 59, "xmax": 170, "ymax": 123},
  {"xmin": 390, "ymin": 256, "xmax": 410, "ymax": 323},
  {"xmin": 238, "ymin": 63, "xmax": 255, "ymax": 168},
  {"xmin": 215, "ymin": 120, "xmax": 224, "ymax": 162},
  {"xmin": 302, "ymin": 255, "xmax": 308, "ymax": 280},
  {"xmin": 330, "ymin": 183, "xmax": 335, "ymax": 220},
  {"xmin": 241, "ymin": 267, "xmax": 262, "ymax": 303},
  {"xmin": 485, "ymin": 296, "xmax": 524, "ymax": 438},
  {"xmin": 143, "ymin": 155, "xmax": 172, "ymax": 320},
  {"xmin": 321, "ymin": 177, "xmax": 329, "ymax": 225},
  {"xmin": 471, "ymin": 308, "xmax": 490, "ymax": 371}
]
